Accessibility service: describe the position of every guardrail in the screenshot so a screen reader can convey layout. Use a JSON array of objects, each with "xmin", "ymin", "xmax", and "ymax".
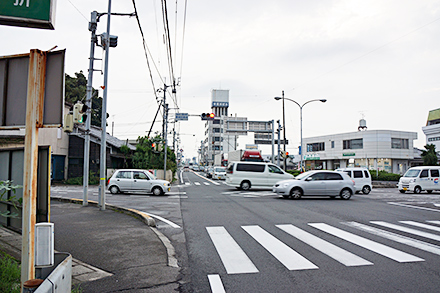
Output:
[{"xmin": 34, "ymin": 253, "xmax": 72, "ymax": 293}]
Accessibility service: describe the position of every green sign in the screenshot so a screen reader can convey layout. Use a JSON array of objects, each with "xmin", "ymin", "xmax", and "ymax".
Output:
[
  {"xmin": 343, "ymin": 153, "xmax": 355, "ymax": 157},
  {"xmin": 0, "ymin": 0, "xmax": 55, "ymax": 29}
]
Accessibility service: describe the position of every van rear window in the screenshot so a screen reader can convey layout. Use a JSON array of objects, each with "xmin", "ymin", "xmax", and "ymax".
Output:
[{"xmin": 236, "ymin": 163, "xmax": 265, "ymax": 172}]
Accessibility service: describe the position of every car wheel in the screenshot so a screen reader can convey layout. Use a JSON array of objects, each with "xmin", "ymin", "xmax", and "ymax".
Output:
[
  {"xmin": 152, "ymin": 186, "xmax": 164, "ymax": 196},
  {"xmin": 362, "ymin": 186, "xmax": 371, "ymax": 195},
  {"xmin": 399, "ymin": 190, "xmax": 406, "ymax": 193},
  {"xmin": 290, "ymin": 188, "xmax": 302, "ymax": 199},
  {"xmin": 340, "ymin": 188, "xmax": 352, "ymax": 200},
  {"xmin": 109, "ymin": 186, "xmax": 120, "ymax": 194},
  {"xmin": 240, "ymin": 181, "xmax": 251, "ymax": 191},
  {"xmin": 427, "ymin": 190, "xmax": 433, "ymax": 194},
  {"xmin": 414, "ymin": 186, "xmax": 422, "ymax": 194}
]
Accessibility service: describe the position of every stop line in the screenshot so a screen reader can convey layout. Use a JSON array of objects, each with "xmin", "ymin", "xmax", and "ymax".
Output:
[{"xmin": 206, "ymin": 220, "xmax": 440, "ymax": 275}]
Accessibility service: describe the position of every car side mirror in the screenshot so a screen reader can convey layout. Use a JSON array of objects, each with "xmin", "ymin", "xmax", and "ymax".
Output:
[{"xmin": 305, "ymin": 177, "xmax": 313, "ymax": 181}]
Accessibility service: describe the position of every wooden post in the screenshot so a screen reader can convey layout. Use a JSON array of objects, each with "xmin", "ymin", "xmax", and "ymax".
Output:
[{"xmin": 21, "ymin": 49, "xmax": 46, "ymax": 285}]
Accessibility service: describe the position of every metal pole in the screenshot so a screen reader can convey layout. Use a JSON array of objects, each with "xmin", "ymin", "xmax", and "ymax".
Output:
[
  {"xmin": 300, "ymin": 106, "xmax": 303, "ymax": 172},
  {"xmin": 271, "ymin": 120, "xmax": 275, "ymax": 163},
  {"xmin": 99, "ymin": 0, "xmax": 112, "ymax": 211},
  {"xmin": 21, "ymin": 49, "xmax": 46, "ymax": 286},
  {"xmin": 83, "ymin": 11, "xmax": 98, "ymax": 206},
  {"xmin": 277, "ymin": 120, "xmax": 281, "ymax": 167},
  {"xmin": 282, "ymin": 90, "xmax": 287, "ymax": 170},
  {"xmin": 163, "ymin": 103, "xmax": 168, "ymax": 180}
]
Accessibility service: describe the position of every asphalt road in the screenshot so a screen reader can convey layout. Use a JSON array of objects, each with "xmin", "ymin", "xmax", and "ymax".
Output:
[{"xmin": 51, "ymin": 170, "xmax": 440, "ymax": 293}]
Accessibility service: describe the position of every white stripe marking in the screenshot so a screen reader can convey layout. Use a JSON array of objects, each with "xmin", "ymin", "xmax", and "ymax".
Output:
[
  {"xmin": 208, "ymin": 275, "xmax": 226, "ymax": 293},
  {"xmin": 309, "ymin": 223, "xmax": 423, "ymax": 263},
  {"xmin": 144, "ymin": 212, "xmax": 181, "ymax": 228},
  {"xmin": 185, "ymin": 182, "xmax": 190, "ymax": 185},
  {"xmin": 212, "ymin": 182, "xmax": 221, "ymax": 185},
  {"xmin": 427, "ymin": 220, "xmax": 440, "ymax": 225},
  {"xmin": 345, "ymin": 222, "xmax": 440, "ymax": 256},
  {"xmin": 371, "ymin": 221, "xmax": 440, "ymax": 242},
  {"xmin": 400, "ymin": 221, "xmax": 440, "ymax": 233},
  {"xmin": 204, "ymin": 182, "xmax": 210, "ymax": 185},
  {"xmin": 388, "ymin": 202, "xmax": 440, "ymax": 213},
  {"xmin": 206, "ymin": 227, "xmax": 258, "ymax": 274},
  {"xmin": 277, "ymin": 224, "xmax": 372, "ymax": 267},
  {"xmin": 194, "ymin": 182, "xmax": 201, "ymax": 186},
  {"xmin": 242, "ymin": 225, "xmax": 318, "ymax": 270}
]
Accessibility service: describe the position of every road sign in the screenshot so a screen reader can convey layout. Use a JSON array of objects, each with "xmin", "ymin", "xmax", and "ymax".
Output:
[
  {"xmin": 0, "ymin": 0, "xmax": 57, "ymax": 29},
  {"xmin": 175, "ymin": 113, "xmax": 188, "ymax": 121}
]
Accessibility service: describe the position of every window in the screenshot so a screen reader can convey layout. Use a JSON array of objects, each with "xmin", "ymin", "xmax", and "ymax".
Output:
[
  {"xmin": 213, "ymin": 120, "xmax": 220, "ymax": 124},
  {"xmin": 213, "ymin": 128, "xmax": 220, "ymax": 133},
  {"xmin": 343, "ymin": 139, "xmax": 363, "ymax": 149},
  {"xmin": 428, "ymin": 137, "xmax": 440, "ymax": 142},
  {"xmin": 268, "ymin": 165, "xmax": 283, "ymax": 174},
  {"xmin": 353, "ymin": 171, "xmax": 363, "ymax": 178},
  {"xmin": 364, "ymin": 170, "xmax": 370, "ymax": 178},
  {"xmin": 331, "ymin": 141, "xmax": 335, "ymax": 148},
  {"xmin": 420, "ymin": 170, "xmax": 429, "ymax": 178},
  {"xmin": 133, "ymin": 171, "xmax": 149, "ymax": 180},
  {"xmin": 116, "ymin": 171, "xmax": 131, "ymax": 179},
  {"xmin": 309, "ymin": 173, "xmax": 326, "ymax": 181},
  {"xmin": 214, "ymin": 137, "xmax": 221, "ymax": 142},
  {"xmin": 307, "ymin": 142, "xmax": 325, "ymax": 152},
  {"xmin": 325, "ymin": 173, "xmax": 343, "ymax": 180},
  {"xmin": 344, "ymin": 171, "xmax": 352, "ymax": 178},
  {"xmin": 236, "ymin": 163, "xmax": 265, "ymax": 172},
  {"xmin": 431, "ymin": 169, "xmax": 440, "ymax": 177},
  {"xmin": 391, "ymin": 138, "xmax": 409, "ymax": 149}
]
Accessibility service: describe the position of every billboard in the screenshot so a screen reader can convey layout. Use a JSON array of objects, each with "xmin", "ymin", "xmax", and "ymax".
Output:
[{"xmin": 0, "ymin": 0, "xmax": 56, "ymax": 29}]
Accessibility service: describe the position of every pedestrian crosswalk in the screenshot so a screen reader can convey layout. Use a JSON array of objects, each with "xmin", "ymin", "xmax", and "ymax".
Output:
[
  {"xmin": 206, "ymin": 220, "xmax": 440, "ymax": 275},
  {"xmin": 184, "ymin": 181, "xmax": 225, "ymax": 186}
]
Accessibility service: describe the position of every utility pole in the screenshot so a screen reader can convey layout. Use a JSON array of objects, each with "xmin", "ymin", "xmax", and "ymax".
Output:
[
  {"xmin": 163, "ymin": 102, "xmax": 169, "ymax": 180},
  {"xmin": 282, "ymin": 90, "xmax": 287, "ymax": 170},
  {"xmin": 83, "ymin": 11, "xmax": 98, "ymax": 207},
  {"xmin": 277, "ymin": 120, "xmax": 281, "ymax": 167},
  {"xmin": 99, "ymin": 0, "xmax": 112, "ymax": 211}
]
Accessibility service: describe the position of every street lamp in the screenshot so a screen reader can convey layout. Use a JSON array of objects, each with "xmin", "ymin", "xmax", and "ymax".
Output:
[{"xmin": 274, "ymin": 96, "xmax": 327, "ymax": 171}]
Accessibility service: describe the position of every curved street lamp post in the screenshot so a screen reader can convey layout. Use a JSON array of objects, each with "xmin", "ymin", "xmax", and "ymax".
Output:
[{"xmin": 274, "ymin": 96, "xmax": 327, "ymax": 171}]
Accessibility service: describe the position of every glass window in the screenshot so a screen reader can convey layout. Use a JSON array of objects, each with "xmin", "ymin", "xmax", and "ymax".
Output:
[
  {"xmin": 353, "ymin": 171, "xmax": 363, "ymax": 178},
  {"xmin": 116, "ymin": 171, "xmax": 131, "ymax": 179},
  {"xmin": 331, "ymin": 141, "xmax": 335, "ymax": 148},
  {"xmin": 133, "ymin": 171, "xmax": 149, "ymax": 180},
  {"xmin": 236, "ymin": 163, "xmax": 265, "ymax": 172},
  {"xmin": 404, "ymin": 169, "xmax": 420, "ymax": 177},
  {"xmin": 268, "ymin": 165, "xmax": 283, "ymax": 174},
  {"xmin": 343, "ymin": 139, "xmax": 363, "ymax": 149},
  {"xmin": 307, "ymin": 142, "xmax": 325, "ymax": 152},
  {"xmin": 391, "ymin": 138, "xmax": 409, "ymax": 149},
  {"xmin": 310, "ymin": 173, "xmax": 326, "ymax": 181},
  {"xmin": 325, "ymin": 173, "xmax": 343, "ymax": 180},
  {"xmin": 364, "ymin": 170, "xmax": 370, "ymax": 178},
  {"xmin": 344, "ymin": 171, "xmax": 352, "ymax": 178},
  {"xmin": 431, "ymin": 169, "xmax": 440, "ymax": 177},
  {"xmin": 420, "ymin": 170, "xmax": 429, "ymax": 178}
]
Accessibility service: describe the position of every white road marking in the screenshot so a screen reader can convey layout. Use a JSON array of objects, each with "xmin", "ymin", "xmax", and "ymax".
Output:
[
  {"xmin": 400, "ymin": 221, "xmax": 440, "ymax": 233},
  {"xmin": 277, "ymin": 224, "xmax": 373, "ymax": 267},
  {"xmin": 427, "ymin": 220, "xmax": 440, "ymax": 225},
  {"xmin": 206, "ymin": 226, "xmax": 258, "ymax": 274},
  {"xmin": 309, "ymin": 223, "xmax": 424, "ymax": 263},
  {"xmin": 208, "ymin": 274, "xmax": 226, "ymax": 293},
  {"xmin": 144, "ymin": 212, "xmax": 181, "ymax": 228},
  {"xmin": 204, "ymin": 182, "xmax": 210, "ymax": 185},
  {"xmin": 242, "ymin": 225, "xmax": 318, "ymax": 270},
  {"xmin": 185, "ymin": 182, "xmax": 190, "ymax": 185},
  {"xmin": 345, "ymin": 221, "xmax": 440, "ymax": 256},
  {"xmin": 388, "ymin": 202, "xmax": 440, "ymax": 213},
  {"xmin": 194, "ymin": 182, "xmax": 201, "ymax": 186},
  {"xmin": 371, "ymin": 221, "xmax": 440, "ymax": 242}
]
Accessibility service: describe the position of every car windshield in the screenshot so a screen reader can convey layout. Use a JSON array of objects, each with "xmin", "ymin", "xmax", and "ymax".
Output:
[
  {"xmin": 295, "ymin": 172, "xmax": 311, "ymax": 180},
  {"xmin": 215, "ymin": 167, "xmax": 225, "ymax": 172},
  {"xmin": 403, "ymin": 169, "xmax": 421, "ymax": 178},
  {"xmin": 147, "ymin": 171, "xmax": 156, "ymax": 180}
]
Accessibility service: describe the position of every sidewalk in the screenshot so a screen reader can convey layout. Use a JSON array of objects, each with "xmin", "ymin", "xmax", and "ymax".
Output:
[{"xmin": 0, "ymin": 198, "xmax": 181, "ymax": 292}]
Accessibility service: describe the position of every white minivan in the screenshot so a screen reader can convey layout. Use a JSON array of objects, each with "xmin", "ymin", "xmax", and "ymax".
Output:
[
  {"xmin": 336, "ymin": 167, "xmax": 372, "ymax": 194},
  {"xmin": 226, "ymin": 162, "xmax": 294, "ymax": 190},
  {"xmin": 398, "ymin": 166, "xmax": 440, "ymax": 194}
]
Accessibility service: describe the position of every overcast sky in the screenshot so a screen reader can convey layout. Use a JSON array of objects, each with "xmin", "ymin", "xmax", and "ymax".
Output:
[{"xmin": 2, "ymin": 0, "xmax": 439, "ymax": 160}]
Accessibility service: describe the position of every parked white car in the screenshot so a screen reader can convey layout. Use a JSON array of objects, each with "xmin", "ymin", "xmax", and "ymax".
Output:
[
  {"xmin": 213, "ymin": 167, "xmax": 227, "ymax": 180},
  {"xmin": 398, "ymin": 166, "xmax": 440, "ymax": 194},
  {"xmin": 272, "ymin": 170, "xmax": 355, "ymax": 200},
  {"xmin": 107, "ymin": 169, "xmax": 171, "ymax": 196},
  {"xmin": 226, "ymin": 162, "xmax": 294, "ymax": 190},
  {"xmin": 336, "ymin": 167, "xmax": 372, "ymax": 194}
]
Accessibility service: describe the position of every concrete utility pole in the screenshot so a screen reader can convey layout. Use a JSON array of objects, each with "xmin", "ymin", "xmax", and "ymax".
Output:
[
  {"xmin": 83, "ymin": 11, "xmax": 98, "ymax": 206},
  {"xmin": 282, "ymin": 91, "xmax": 287, "ymax": 170},
  {"xmin": 277, "ymin": 120, "xmax": 281, "ymax": 167},
  {"xmin": 163, "ymin": 103, "xmax": 169, "ymax": 180},
  {"xmin": 271, "ymin": 120, "xmax": 275, "ymax": 163},
  {"xmin": 99, "ymin": 0, "xmax": 112, "ymax": 211}
]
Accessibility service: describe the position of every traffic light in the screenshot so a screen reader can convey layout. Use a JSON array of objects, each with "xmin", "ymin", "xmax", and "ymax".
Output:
[
  {"xmin": 201, "ymin": 113, "xmax": 215, "ymax": 120},
  {"xmin": 63, "ymin": 113, "xmax": 73, "ymax": 133},
  {"xmin": 101, "ymin": 33, "xmax": 118, "ymax": 48},
  {"xmin": 73, "ymin": 102, "xmax": 88, "ymax": 124},
  {"xmin": 109, "ymin": 35, "xmax": 118, "ymax": 47}
]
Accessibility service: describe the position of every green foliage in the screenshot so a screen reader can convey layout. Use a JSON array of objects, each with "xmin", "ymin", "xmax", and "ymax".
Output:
[
  {"xmin": 65, "ymin": 71, "xmax": 104, "ymax": 127},
  {"xmin": 65, "ymin": 172, "xmax": 100, "ymax": 185},
  {"xmin": 369, "ymin": 170, "xmax": 401, "ymax": 181},
  {"xmin": 421, "ymin": 144, "xmax": 439, "ymax": 166},
  {"xmin": 120, "ymin": 145, "xmax": 131, "ymax": 168},
  {"xmin": 132, "ymin": 136, "xmax": 177, "ymax": 174},
  {"xmin": 286, "ymin": 170, "xmax": 301, "ymax": 177},
  {"xmin": 0, "ymin": 252, "xmax": 21, "ymax": 293},
  {"xmin": 0, "ymin": 180, "xmax": 22, "ymax": 218}
]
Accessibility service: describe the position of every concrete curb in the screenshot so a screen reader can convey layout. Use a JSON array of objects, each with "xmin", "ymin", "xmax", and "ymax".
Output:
[{"xmin": 50, "ymin": 197, "xmax": 157, "ymax": 227}]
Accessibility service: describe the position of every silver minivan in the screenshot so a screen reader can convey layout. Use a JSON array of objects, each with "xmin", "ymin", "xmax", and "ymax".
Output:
[
  {"xmin": 336, "ymin": 167, "xmax": 372, "ymax": 194},
  {"xmin": 107, "ymin": 169, "xmax": 171, "ymax": 195},
  {"xmin": 226, "ymin": 162, "xmax": 294, "ymax": 190}
]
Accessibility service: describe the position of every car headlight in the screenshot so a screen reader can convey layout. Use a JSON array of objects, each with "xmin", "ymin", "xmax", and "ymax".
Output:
[
  {"xmin": 163, "ymin": 183, "xmax": 168, "ymax": 186},
  {"xmin": 409, "ymin": 179, "xmax": 416, "ymax": 183}
]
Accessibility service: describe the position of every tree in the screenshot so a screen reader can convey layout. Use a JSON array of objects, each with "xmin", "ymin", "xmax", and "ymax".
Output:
[
  {"xmin": 421, "ymin": 144, "xmax": 439, "ymax": 166},
  {"xmin": 65, "ymin": 71, "xmax": 104, "ymax": 127},
  {"xmin": 132, "ymin": 136, "xmax": 177, "ymax": 174}
]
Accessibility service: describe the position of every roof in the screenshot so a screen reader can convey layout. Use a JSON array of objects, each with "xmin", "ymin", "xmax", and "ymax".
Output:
[
  {"xmin": 427, "ymin": 108, "xmax": 440, "ymax": 125},
  {"xmin": 79, "ymin": 125, "xmax": 136, "ymax": 151}
]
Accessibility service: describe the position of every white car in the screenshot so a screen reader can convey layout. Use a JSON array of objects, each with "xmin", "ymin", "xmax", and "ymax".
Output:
[
  {"xmin": 213, "ymin": 167, "xmax": 226, "ymax": 180},
  {"xmin": 336, "ymin": 167, "xmax": 372, "ymax": 194},
  {"xmin": 108, "ymin": 169, "xmax": 171, "ymax": 196},
  {"xmin": 272, "ymin": 170, "xmax": 355, "ymax": 200}
]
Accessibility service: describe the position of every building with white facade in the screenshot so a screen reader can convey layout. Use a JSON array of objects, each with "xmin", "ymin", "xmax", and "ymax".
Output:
[
  {"xmin": 302, "ymin": 129, "xmax": 417, "ymax": 174},
  {"xmin": 422, "ymin": 108, "xmax": 440, "ymax": 151}
]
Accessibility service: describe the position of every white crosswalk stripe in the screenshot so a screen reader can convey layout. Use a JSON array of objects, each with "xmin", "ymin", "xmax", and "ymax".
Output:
[
  {"xmin": 204, "ymin": 182, "xmax": 210, "ymax": 185},
  {"xmin": 371, "ymin": 221, "xmax": 440, "ymax": 242},
  {"xmin": 194, "ymin": 182, "xmax": 201, "ymax": 186},
  {"xmin": 242, "ymin": 225, "xmax": 318, "ymax": 271},
  {"xmin": 309, "ymin": 223, "xmax": 424, "ymax": 263},
  {"xmin": 399, "ymin": 221, "xmax": 440, "ymax": 233}
]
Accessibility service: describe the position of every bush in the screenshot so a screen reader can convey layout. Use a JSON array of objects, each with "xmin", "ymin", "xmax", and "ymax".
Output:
[
  {"xmin": 0, "ymin": 252, "xmax": 20, "ymax": 293},
  {"xmin": 369, "ymin": 170, "xmax": 401, "ymax": 181},
  {"xmin": 286, "ymin": 170, "xmax": 301, "ymax": 177},
  {"xmin": 65, "ymin": 172, "xmax": 100, "ymax": 185}
]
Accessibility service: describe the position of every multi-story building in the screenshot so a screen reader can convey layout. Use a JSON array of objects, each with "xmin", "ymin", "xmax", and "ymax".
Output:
[
  {"xmin": 302, "ymin": 129, "xmax": 417, "ymax": 174},
  {"xmin": 422, "ymin": 108, "xmax": 440, "ymax": 151}
]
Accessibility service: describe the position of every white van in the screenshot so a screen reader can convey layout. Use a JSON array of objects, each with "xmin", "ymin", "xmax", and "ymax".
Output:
[
  {"xmin": 226, "ymin": 162, "xmax": 294, "ymax": 190},
  {"xmin": 398, "ymin": 166, "xmax": 440, "ymax": 194},
  {"xmin": 336, "ymin": 167, "xmax": 372, "ymax": 194}
]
